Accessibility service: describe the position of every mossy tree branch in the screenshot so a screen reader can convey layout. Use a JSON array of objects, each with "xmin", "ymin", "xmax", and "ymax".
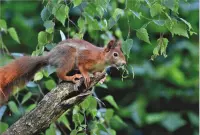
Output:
[{"xmin": 3, "ymin": 72, "xmax": 106, "ymax": 135}]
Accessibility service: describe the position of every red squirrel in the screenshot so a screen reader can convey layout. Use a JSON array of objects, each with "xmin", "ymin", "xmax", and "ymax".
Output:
[{"xmin": 0, "ymin": 39, "xmax": 126, "ymax": 105}]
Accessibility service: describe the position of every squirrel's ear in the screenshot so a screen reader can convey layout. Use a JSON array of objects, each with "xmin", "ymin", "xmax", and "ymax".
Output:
[
  {"xmin": 117, "ymin": 41, "xmax": 122, "ymax": 48},
  {"xmin": 104, "ymin": 40, "xmax": 115, "ymax": 52}
]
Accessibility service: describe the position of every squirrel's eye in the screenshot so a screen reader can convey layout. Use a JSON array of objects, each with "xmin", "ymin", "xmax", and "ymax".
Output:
[{"xmin": 113, "ymin": 52, "xmax": 118, "ymax": 57}]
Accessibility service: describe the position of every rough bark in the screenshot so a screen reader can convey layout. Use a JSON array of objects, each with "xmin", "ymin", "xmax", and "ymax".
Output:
[{"xmin": 3, "ymin": 72, "xmax": 106, "ymax": 135}]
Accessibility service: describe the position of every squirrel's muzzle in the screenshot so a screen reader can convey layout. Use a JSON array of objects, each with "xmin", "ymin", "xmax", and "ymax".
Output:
[{"xmin": 121, "ymin": 60, "xmax": 126, "ymax": 65}]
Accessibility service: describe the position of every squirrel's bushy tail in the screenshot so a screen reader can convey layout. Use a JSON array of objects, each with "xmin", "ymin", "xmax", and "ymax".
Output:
[{"xmin": 0, "ymin": 56, "xmax": 48, "ymax": 105}]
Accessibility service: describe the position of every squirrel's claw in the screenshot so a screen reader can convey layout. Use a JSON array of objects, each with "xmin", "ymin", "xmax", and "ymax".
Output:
[{"xmin": 84, "ymin": 76, "xmax": 90, "ymax": 89}]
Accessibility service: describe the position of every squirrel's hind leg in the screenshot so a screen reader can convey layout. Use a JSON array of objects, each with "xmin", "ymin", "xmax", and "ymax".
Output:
[
  {"xmin": 79, "ymin": 66, "xmax": 90, "ymax": 88},
  {"xmin": 56, "ymin": 60, "xmax": 82, "ymax": 83}
]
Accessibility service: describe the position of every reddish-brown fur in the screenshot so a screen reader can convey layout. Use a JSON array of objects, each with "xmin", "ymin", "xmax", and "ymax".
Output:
[{"xmin": 0, "ymin": 39, "xmax": 126, "ymax": 105}]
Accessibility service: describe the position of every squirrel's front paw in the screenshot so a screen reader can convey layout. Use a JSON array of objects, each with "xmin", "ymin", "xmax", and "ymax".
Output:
[
  {"xmin": 94, "ymin": 72, "xmax": 107, "ymax": 84},
  {"xmin": 72, "ymin": 74, "xmax": 83, "ymax": 83},
  {"xmin": 99, "ymin": 76, "xmax": 107, "ymax": 84}
]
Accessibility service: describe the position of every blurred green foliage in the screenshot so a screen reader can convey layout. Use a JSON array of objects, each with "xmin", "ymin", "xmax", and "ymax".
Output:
[{"xmin": 0, "ymin": 0, "xmax": 199, "ymax": 135}]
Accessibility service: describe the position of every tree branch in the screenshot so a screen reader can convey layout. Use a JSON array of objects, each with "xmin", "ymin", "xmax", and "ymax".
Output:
[{"xmin": 3, "ymin": 72, "xmax": 106, "ymax": 135}]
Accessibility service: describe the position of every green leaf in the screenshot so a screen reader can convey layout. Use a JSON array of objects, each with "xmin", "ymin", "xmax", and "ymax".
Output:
[
  {"xmin": 73, "ymin": 105, "xmax": 80, "ymax": 115},
  {"xmin": 73, "ymin": 113, "xmax": 84, "ymax": 128},
  {"xmin": 0, "ymin": 122, "xmax": 8, "ymax": 134},
  {"xmin": 126, "ymin": 0, "xmax": 141, "ymax": 11},
  {"xmin": 8, "ymin": 27, "xmax": 20, "ymax": 43},
  {"xmin": 159, "ymin": 38, "xmax": 168, "ymax": 57},
  {"xmin": 130, "ymin": 10, "xmax": 141, "ymax": 19},
  {"xmin": 97, "ymin": 123, "xmax": 108, "ymax": 133},
  {"xmin": 47, "ymin": 2, "xmax": 54, "ymax": 12},
  {"xmin": 187, "ymin": 112, "xmax": 199, "ymax": 127},
  {"xmin": 136, "ymin": 28, "xmax": 150, "ymax": 44},
  {"xmin": 21, "ymin": 92, "xmax": 32, "ymax": 104},
  {"xmin": 91, "ymin": 19, "xmax": 101, "ymax": 30},
  {"xmin": 115, "ymin": 28, "xmax": 122, "ymax": 38},
  {"xmin": 25, "ymin": 104, "xmax": 36, "ymax": 113},
  {"xmin": 153, "ymin": 45, "xmax": 160, "ymax": 56},
  {"xmin": 77, "ymin": 17, "xmax": 85, "ymax": 31},
  {"xmin": 153, "ymin": 20, "xmax": 165, "ymax": 26},
  {"xmin": 38, "ymin": 31, "xmax": 53, "ymax": 45},
  {"xmin": 47, "ymin": 33, "xmax": 53, "ymax": 42},
  {"xmin": 173, "ymin": 23, "xmax": 188, "ymax": 37},
  {"xmin": 45, "ymin": 79, "xmax": 56, "ymax": 91},
  {"xmin": 8, "ymin": 101, "xmax": 20, "ymax": 114},
  {"xmin": 163, "ymin": 0, "xmax": 179, "ymax": 13},
  {"xmin": 130, "ymin": 96, "xmax": 147, "ymax": 126},
  {"xmin": 145, "ymin": 112, "xmax": 167, "ymax": 124},
  {"xmin": 104, "ymin": 95, "xmax": 119, "ymax": 109},
  {"xmin": 58, "ymin": 114, "xmax": 71, "ymax": 130},
  {"xmin": 95, "ymin": 0, "xmax": 110, "ymax": 8},
  {"xmin": 52, "ymin": 4, "xmax": 69, "ymax": 26},
  {"xmin": 84, "ymin": 3, "xmax": 97, "ymax": 17},
  {"xmin": 108, "ymin": 128, "xmax": 116, "ymax": 135},
  {"xmin": 108, "ymin": 17, "xmax": 117, "ymax": 29},
  {"xmin": 45, "ymin": 124, "xmax": 56, "ymax": 135},
  {"xmin": 122, "ymin": 39, "xmax": 133, "ymax": 58},
  {"xmin": 73, "ymin": 0, "xmax": 82, "ymax": 7},
  {"xmin": 46, "ymin": 28, "xmax": 54, "ymax": 34},
  {"xmin": 161, "ymin": 113, "xmax": 186, "ymax": 132},
  {"xmin": 80, "ymin": 97, "xmax": 90, "ymax": 111},
  {"xmin": 130, "ymin": 65, "xmax": 135, "ymax": 79},
  {"xmin": 83, "ymin": 13, "xmax": 101, "ymax": 30},
  {"xmin": 110, "ymin": 115, "xmax": 127, "ymax": 130},
  {"xmin": 150, "ymin": 3, "xmax": 163, "ymax": 17},
  {"xmin": 34, "ymin": 72, "xmax": 43, "ymax": 81},
  {"xmin": 113, "ymin": 115, "xmax": 127, "ymax": 126},
  {"xmin": 0, "ymin": 19, "xmax": 7, "ymax": 30},
  {"xmin": 165, "ymin": 19, "xmax": 189, "ymax": 38},
  {"xmin": 77, "ymin": 133, "xmax": 86, "ymax": 135},
  {"xmin": 41, "ymin": 6, "xmax": 51, "ymax": 21},
  {"xmin": 179, "ymin": 18, "xmax": 192, "ymax": 31},
  {"xmin": 108, "ymin": 8, "xmax": 124, "ymax": 29},
  {"xmin": 151, "ymin": 37, "xmax": 168, "ymax": 60},
  {"xmin": 100, "ymin": 19, "xmax": 107, "ymax": 30},
  {"xmin": 96, "ymin": 6, "xmax": 104, "ymax": 18},
  {"xmin": 70, "ymin": 130, "xmax": 78, "ymax": 135},
  {"xmin": 88, "ymin": 96, "xmax": 97, "ymax": 110},
  {"xmin": 105, "ymin": 109, "xmax": 114, "ymax": 122},
  {"xmin": 73, "ymin": 33, "xmax": 84, "ymax": 39},
  {"xmin": 112, "ymin": 8, "xmax": 124, "ymax": 21},
  {"xmin": 90, "ymin": 109, "xmax": 97, "ymax": 119},
  {"xmin": 189, "ymin": 31, "xmax": 197, "ymax": 36},
  {"xmin": 38, "ymin": 31, "xmax": 48, "ymax": 45},
  {"xmin": 44, "ymin": 20, "xmax": 55, "ymax": 29},
  {"xmin": 80, "ymin": 96, "xmax": 97, "ymax": 118}
]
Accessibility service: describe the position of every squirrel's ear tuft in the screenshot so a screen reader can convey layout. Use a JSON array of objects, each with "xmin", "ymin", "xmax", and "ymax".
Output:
[{"xmin": 105, "ymin": 40, "xmax": 115, "ymax": 52}]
